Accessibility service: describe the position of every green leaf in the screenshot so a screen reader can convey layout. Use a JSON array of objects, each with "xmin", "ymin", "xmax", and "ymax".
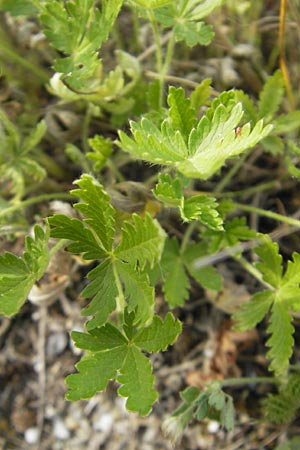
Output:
[
  {"xmin": 117, "ymin": 346, "xmax": 158, "ymax": 416},
  {"xmin": 273, "ymin": 111, "xmax": 300, "ymax": 134},
  {"xmin": 266, "ymin": 301, "xmax": 294, "ymax": 376},
  {"xmin": 258, "ymin": 70, "xmax": 285, "ymax": 122},
  {"xmin": 21, "ymin": 120, "xmax": 47, "ymax": 155},
  {"xmin": 116, "ymin": 260, "xmax": 154, "ymax": 327},
  {"xmin": 71, "ymin": 323, "xmax": 127, "ymax": 352},
  {"xmin": 87, "ymin": 135, "xmax": 113, "ymax": 171},
  {"xmin": 153, "ymin": 173, "xmax": 183, "ymax": 208},
  {"xmin": 65, "ymin": 346, "xmax": 127, "ymax": 400},
  {"xmin": 254, "ymin": 238, "xmax": 282, "ymax": 288},
  {"xmin": 181, "ymin": 195, "xmax": 223, "ymax": 230},
  {"xmin": 203, "ymin": 217, "xmax": 257, "ymax": 253},
  {"xmin": 49, "ymin": 214, "xmax": 107, "ymax": 260},
  {"xmin": 0, "ymin": 225, "xmax": 49, "ymax": 315},
  {"xmin": 71, "ymin": 175, "xmax": 116, "ymax": 252},
  {"xmin": 118, "ymin": 88, "xmax": 272, "ymax": 180},
  {"xmin": 134, "ymin": 312, "xmax": 182, "ymax": 352},
  {"xmin": 208, "ymin": 387, "xmax": 225, "ymax": 410},
  {"xmin": 1, "ymin": 0, "xmax": 38, "ymax": 16},
  {"xmin": 221, "ymin": 395, "xmax": 235, "ymax": 431},
  {"xmin": 40, "ymin": 0, "xmax": 123, "ymax": 92},
  {"xmin": 181, "ymin": 0, "xmax": 224, "ymax": 21},
  {"xmin": 161, "ymin": 238, "xmax": 190, "ymax": 307},
  {"xmin": 174, "ymin": 20, "xmax": 214, "ymax": 47},
  {"xmin": 233, "ymin": 290, "xmax": 273, "ymax": 331},
  {"xmin": 183, "ymin": 242, "xmax": 223, "ymax": 291},
  {"xmin": 190, "ymin": 78, "xmax": 212, "ymax": 112},
  {"xmin": 131, "ymin": 0, "xmax": 172, "ymax": 8},
  {"xmin": 81, "ymin": 260, "xmax": 118, "ymax": 329},
  {"xmin": 114, "ymin": 213, "xmax": 166, "ymax": 270},
  {"xmin": 167, "ymin": 87, "xmax": 197, "ymax": 143}
]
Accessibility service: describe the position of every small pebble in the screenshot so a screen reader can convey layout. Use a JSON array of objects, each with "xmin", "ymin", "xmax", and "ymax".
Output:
[
  {"xmin": 93, "ymin": 412, "xmax": 113, "ymax": 432},
  {"xmin": 53, "ymin": 418, "xmax": 70, "ymax": 440},
  {"xmin": 24, "ymin": 427, "xmax": 39, "ymax": 445},
  {"xmin": 207, "ymin": 420, "xmax": 220, "ymax": 434},
  {"xmin": 47, "ymin": 332, "xmax": 68, "ymax": 357}
]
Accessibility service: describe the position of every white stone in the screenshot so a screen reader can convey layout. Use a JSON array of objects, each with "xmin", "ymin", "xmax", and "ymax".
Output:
[
  {"xmin": 207, "ymin": 420, "xmax": 220, "ymax": 434},
  {"xmin": 53, "ymin": 418, "xmax": 70, "ymax": 440},
  {"xmin": 24, "ymin": 427, "xmax": 39, "ymax": 444}
]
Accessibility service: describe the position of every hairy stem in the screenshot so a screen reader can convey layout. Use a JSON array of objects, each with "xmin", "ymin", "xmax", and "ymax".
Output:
[
  {"xmin": 0, "ymin": 193, "xmax": 74, "ymax": 219},
  {"xmin": 233, "ymin": 202, "xmax": 300, "ymax": 228}
]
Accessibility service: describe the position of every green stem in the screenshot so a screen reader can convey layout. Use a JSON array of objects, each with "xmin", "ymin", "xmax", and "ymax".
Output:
[
  {"xmin": 0, "ymin": 40, "xmax": 49, "ymax": 84},
  {"xmin": 49, "ymin": 239, "xmax": 68, "ymax": 259},
  {"xmin": 147, "ymin": 8, "xmax": 164, "ymax": 106},
  {"xmin": 161, "ymin": 31, "xmax": 176, "ymax": 82},
  {"xmin": 235, "ymin": 255, "xmax": 273, "ymax": 289},
  {"xmin": 82, "ymin": 103, "xmax": 93, "ymax": 154},
  {"xmin": 214, "ymin": 151, "xmax": 249, "ymax": 194},
  {"xmin": 0, "ymin": 193, "xmax": 74, "ymax": 219},
  {"xmin": 233, "ymin": 202, "xmax": 300, "ymax": 228},
  {"xmin": 220, "ymin": 376, "xmax": 281, "ymax": 388},
  {"xmin": 181, "ymin": 222, "xmax": 197, "ymax": 254},
  {"xmin": 216, "ymin": 180, "xmax": 280, "ymax": 198}
]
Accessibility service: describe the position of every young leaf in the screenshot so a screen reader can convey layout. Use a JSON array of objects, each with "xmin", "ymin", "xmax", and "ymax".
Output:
[
  {"xmin": 40, "ymin": 0, "xmax": 123, "ymax": 92},
  {"xmin": 153, "ymin": 173, "xmax": 183, "ymax": 208},
  {"xmin": 0, "ymin": 225, "xmax": 49, "ymax": 315},
  {"xmin": 118, "ymin": 88, "xmax": 272, "ymax": 180},
  {"xmin": 181, "ymin": 195, "xmax": 223, "ymax": 230}
]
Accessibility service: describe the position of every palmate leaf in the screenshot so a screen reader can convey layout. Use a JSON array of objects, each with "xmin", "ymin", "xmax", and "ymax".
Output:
[
  {"xmin": 153, "ymin": 174, "xmax": 223, "ymax": 229},
  {"xmin": 118, "ymin": 87, "xmax": 272, "ymax": 180},
  {"xmin": 0, "ymin": 225, "xmax": 49, "ymax": 315},
  {"xmin": 203, "ymin": 217, "xmax": 257, "ymax": 253},
  {"xmin": 40, "ymin": 0, "xmax": 123, "ymax": 92},
  {"xmin": 66, "ymin": 312, "xmax": 181, "ymax": 415},
  {"xmin": 154, "ymin": 0, "xmax": 222, "ymax": 47},
  {"xmin": 50, "ymin": 175, "xmax": 166, "ymax": 329},
  {"xmin": 234, "ymin": 236, "xmax": 300, "ymax": 375}
]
